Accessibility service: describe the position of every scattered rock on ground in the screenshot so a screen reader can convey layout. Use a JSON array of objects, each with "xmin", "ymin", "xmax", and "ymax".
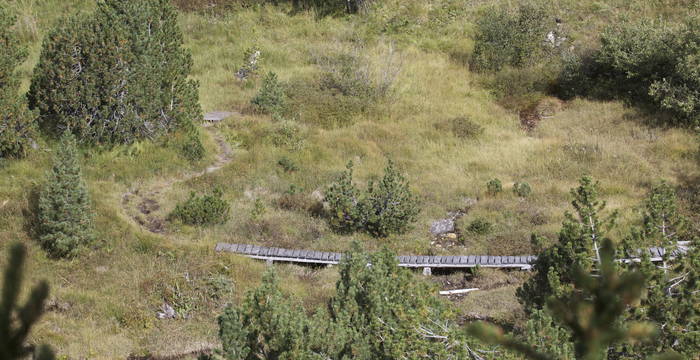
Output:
[
  {"xmin": 430, "ymin": 218, "xmax": 455, "ymax": 236},
  {"xmin": 157, "ymin": 303, "xmax": 176, "ymax": 319}
]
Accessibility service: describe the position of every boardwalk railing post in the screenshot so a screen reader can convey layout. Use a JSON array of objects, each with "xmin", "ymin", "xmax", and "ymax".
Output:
[
  {"xmin": 422, "ymin": 267, "xmax": 432, "ymax": 276},
  {"xmin": 266, "ymin": 259, "xmax": 274, "ymax": 267}
]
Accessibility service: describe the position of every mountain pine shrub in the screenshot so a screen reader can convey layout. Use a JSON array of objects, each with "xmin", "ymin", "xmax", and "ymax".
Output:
[
  {"xmin": 471, "ymin": 2, "xmax": 553, "ymax": 72},
  {"xmin": 324, "ymin": 161, "xmax": 364, "ymax": 234},
  {"xmin": 170, "ymin": 188, "xmax": 230, "ymax": 226},
  {"xmin": 251, "ymin": 71, "xmax": 285, "ymax": 115},
  {"xmin": 325, "ymin": 161, "xmax": 420, "ymax": 237},
  {"xmin": 517, "ymin": 176, "xmax": 618, "ymax": 310},
  {"xmin": 28, "ymin": 0, "xmax": 202, "ymax": 145},
  {"xmin": 362, "ymin": 160, "xmax": 420, "ymax": 237},
  {"xmin": 486, "ymin": 178, "xmax": 502, "ymax": 196},
  {"xmin": 513, "ymin": 182, "xmax": 532, "ymax": 197},
  {"xmin": 0, "ymin": 4, "xmax": 36, "ymax": 159},
  {"xmin": 37, "ymin": 132, "xmax": 94, "ymax": 258}
]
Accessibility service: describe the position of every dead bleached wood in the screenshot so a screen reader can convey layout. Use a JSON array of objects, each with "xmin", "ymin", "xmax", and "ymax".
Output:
[{"xmin": 439, "ymin": 288, "xmax": 480, "ymax": 295}]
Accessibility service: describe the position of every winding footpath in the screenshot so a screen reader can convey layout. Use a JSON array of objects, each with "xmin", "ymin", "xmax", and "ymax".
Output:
[{"xmin": 121, "ymin": 113, "xmax": 235, "ymax": 234}]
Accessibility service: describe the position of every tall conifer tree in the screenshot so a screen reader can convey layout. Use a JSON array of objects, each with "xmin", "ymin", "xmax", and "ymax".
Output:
[{"xmin": 38, "ymin": 132, "xmax": 94, "ymax": 258}]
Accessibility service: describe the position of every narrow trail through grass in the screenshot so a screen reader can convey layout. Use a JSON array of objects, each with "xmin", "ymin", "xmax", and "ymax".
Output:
[{"xmin": 120, "ymin": 115, "xmax": 236, "ymax": 234}]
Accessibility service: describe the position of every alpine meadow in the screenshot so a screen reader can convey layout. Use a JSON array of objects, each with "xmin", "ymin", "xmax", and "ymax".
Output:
[{"xmin": 0, "ymin": 0, "xmax": 699, "ymax": 359}]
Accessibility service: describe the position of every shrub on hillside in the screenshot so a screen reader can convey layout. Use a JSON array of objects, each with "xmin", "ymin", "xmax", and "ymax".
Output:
[
  {"xmin": 269, "ymin": 120, "xmax": 306, "ymax": 150},
  {"xmin": 467, "ymin": 218, "xmax": 493, "ymax": 235},
  {"xmin": 362, "ymin": 160, "xmax": 421, "ymax": 237},
  {"xmin": 470, "ymin": 2, "xmax": 554, "ymax": 72},
  {"xmin": 170, "ymin": 188, "xmax": 230, "ymax": 226},
  {"xmin": 513, "ymin": 182, "xmax": 532, "ymax": 197},
  {"xmin": 37, "ymin": 132, "xmax": 94, "ymax": 258},
  {"xmin": 324, "ymin": 161, "xmax": 420, "ymax": 237},
  {"xmin": 288, "ymin": 46, "xmax": 399, "ymax": 127},
  {"xmin": 486, "ymin": 178, "xmax": 502, "ymax": 196},
  {"xmin": 180, "ymin": 130, "xmax": 206, "ymax": 162},
  {"xmin": 436, "ymin": 116, "xmax": 484, "ymax": 139},
  {"xmin": 252, "ymin": 72, "xmax": 285, "ymax": 115},
  {"xmin": 0, "ymin": 5, "xmax": 36, "ymax": 159},
  {"xmin": 559, "ymin": 16, "xmax": 700, "ymax": 127},
  {"xmin": 28, "ymin": 0, "xmax": 202, "ymax": 145}
]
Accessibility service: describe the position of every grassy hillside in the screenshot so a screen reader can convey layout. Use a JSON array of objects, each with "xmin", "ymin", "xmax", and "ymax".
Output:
[{"xmin": 1, "ymin": 0, "xmax": 698, "ymax": 358}]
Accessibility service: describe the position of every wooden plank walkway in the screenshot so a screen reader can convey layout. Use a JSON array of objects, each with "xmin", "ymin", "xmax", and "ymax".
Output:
[{"xmin": 215, "ymin": 242, "xmax": 691, "ymax": 271}]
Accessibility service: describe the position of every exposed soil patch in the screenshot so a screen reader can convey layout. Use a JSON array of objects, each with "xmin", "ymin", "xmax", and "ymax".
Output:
[
  {"xmin": 121, "ymin": 113, "xmax": 237, "ymax": 235},
  {"xmin": 519, "ymin": 97, "xmax": 564, "ymax": 131}
]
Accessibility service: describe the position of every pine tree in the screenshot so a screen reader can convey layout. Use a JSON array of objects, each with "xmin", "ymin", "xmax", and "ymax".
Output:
[
  {"xmin": 362, "ymin": 160, "xmax": 421, "ymax": 237},
  {"xmin": 618, "ymin": 183, "xmax": 699, "ymax": 358},
  {"xmin": 38, "ymin": 132, "xmax": 94, "ymax": 258},
  {"xmin": 217, "ymin": 270, "xmax": 313, "ymax": 360},
  {"xmin": 325, "ymin": 161, "xmax": 364, "ymax": 234},
  {"xmin": 471, "ymin": 240, "xmax": 658, "ymax": 360},
  {"xmin": 517, "ymin": 176, "xmax": 618, "ymax": 310},
  {"xmin": 1, "ymin": 243, "xmax": 55, "ymax": 360},
  {"xmin": 251, "ymin": 71, "xmax": 286, "ymax": 116},
  {"xmin": 28, "ymin": 0, "xmax": 202, "ymax": 146},
  {"xmin": 328, "ymin": 244, "xmax": 465, "ymax": 359},
  {"xmin": 0, "ymin": 3, "xmax": 36, "ymax": 159}
]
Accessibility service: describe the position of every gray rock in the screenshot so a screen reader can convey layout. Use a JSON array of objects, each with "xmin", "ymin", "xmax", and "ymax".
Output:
[
  {"xmin": 430, "ymin": 218, "xmax": 455, "ymax": 236},
  {"xmin": 157, "ymin": 303, "xmax": 176, "ymax": 319},
  {"xmin": 461, "ymin": 197, "xmax": 478, "ymax": 209}
]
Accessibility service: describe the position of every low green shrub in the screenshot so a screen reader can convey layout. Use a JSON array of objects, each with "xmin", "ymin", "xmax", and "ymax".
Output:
[
  {"xmin": 467, "ymin": 218, "xmax": 493, "ymax": 235},
  {"xmin": 269, "ymin": 120, "xmax": 305, "ymax": 150},
  {"xmin": 325, "ymin": 160, "xmax": 420, "ymax": 237},
  {"xmin": 486, "ymin": 178, "xmax": 503, "ymax": 196},
  {"xmin": 170, "ymin": 188, "xmax": 230, "ymax": 225},
  {"xmin": 470, "ymin": 2, "xmax": 555, "ymax": 72},
  {"xmin": 251, "ymin": 71, "xmax": 285, "ymax": 115},
  {"xmin": 180, "ymin": 130, "xmax": 205, "ymax": 162},
  {"xmin": 277, "ymin": 156, "xmax": 299, "ymax": 173},
  {"xmin": 250, "ymin": 198, "xmax": 266, "ymax": 221},
  {"xmin": 436, "ymin": 116, "xmax": 484, "ymax": 139},
  {"xmin": 513, "ymin": 182, "xmax": 532, "ymax": 197},
  {"xmin": 558, "ymin": 16, "xmax": 700, "ymax": 127}
]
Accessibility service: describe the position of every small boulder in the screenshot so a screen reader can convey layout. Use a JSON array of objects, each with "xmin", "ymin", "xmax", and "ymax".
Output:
[
  {"xmin": 157, "ymin": 303, "xmax": 176, "ymax": 319},
  {"xmin": 430, "ymin": 218, "xmax": 455, "ymax": 236}
]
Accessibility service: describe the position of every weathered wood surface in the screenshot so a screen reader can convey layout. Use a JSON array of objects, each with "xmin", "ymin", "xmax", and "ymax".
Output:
[
  {"xmin": 215, "ymin": 242, "xmax": 691, "ymax": 271},
  {"xmin": 203, "ymin": 111, "xmax": 234, "ymax": 122}
]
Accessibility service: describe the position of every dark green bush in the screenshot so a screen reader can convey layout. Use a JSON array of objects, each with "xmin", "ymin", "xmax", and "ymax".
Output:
[
  {"xmin": 0, "ymin": 5, "xmax": 36, "ymax": 159},
  {"xmin": 277, "ymin": 156, "xmax": 299, "ymax": 172},
  {"xmin": 251, "ymin": 71, "xmax": 285, "ymax": 115},
  {"xmin": 269, "ymin": 120, "xmax": 305, "ymax": 150},
  {"xmin": 28, "ymin": 0, "xmax": 201, "ymax": 145},
  {"xmin": 513, "ymin": 182, "xmax": 532, "ymax": 197},
  {"xmin": 486, "ymin": 178, "xmax": 503, "ymax": 196},
  {"xmin": 362, "ymin": 160, "xmax": 421, "ymax": 237},
  {"xmin": 470, "ymin": 2, "xmax": 554, "ymax": 72},
  {"xmin": 38, "ymin": 132, "xmax": 94, "ymax": 258},
  {"xmin": 467, "ymin": 218, "xmax": 493, "ymax": 235},
  {"xmin": 436, "ymin": 116, "xmax": 484, "ymax": 139},
  {"xmin": 180, "ymin": 130, "xmax": 205, "ymax": 162},
  {"xmin": 170, "ymin": 188, "xmax": 230, "ymax": 226},
  {"xmin": 325, "ymin": 160, "xmax": 420, "ymax": 237},
  {"xmin": 559, "ymin": 16, "xmax": 700, "ymax": 127}
]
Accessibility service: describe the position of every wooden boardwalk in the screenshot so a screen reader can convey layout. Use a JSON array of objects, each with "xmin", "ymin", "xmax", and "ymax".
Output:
[{"xmin": 215, "ymin": 242, "xmax": 691, "ymax": 271}]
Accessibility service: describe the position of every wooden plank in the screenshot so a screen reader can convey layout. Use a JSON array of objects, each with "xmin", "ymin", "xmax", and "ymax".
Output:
[
  {"xmin": 479, "ymin": 255, "xmax": 488, "ymax": 265},
  {"xmin": 467, "ymin": 255, "xmax": 476, "ymax": 264},
  {"xmin": 398, "ymin": 256, "xmax": 408, "ymax": 264},
  {"xmin": 409, "ymin": 256, "xmax": 418, "ymax": 264},
  {"xmin": 439, "ymin": 288, "xmax": 479, "ymax": 295},
  {"xmin": 458, "ymin": 256, "xmax": 468, "ymax": 264}
]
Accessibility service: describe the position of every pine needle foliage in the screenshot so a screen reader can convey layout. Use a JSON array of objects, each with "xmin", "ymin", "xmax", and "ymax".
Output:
[
  {"xmin": 28, "ymin": 0, "xmax": 202, "ymax": 145},
  {"xmin": 0, "ymin": 3, "xmax": 36, "ymax": 159},
  {"xmin": 251, "ymin": 71, "xmax": 286, "ymax": 116},
  {"xmin": 325, "ymin": 160, "xmax": 420, "ymax": 237},
  {"xmin": 471, "ymin": 240, "xmax": 657, "ymax": 360},
  {"xmin": 517, "ymin": 176, "xmax": 618, "ymax": 310},
  {"xmin": 1, "ymin": 243, "xmax": 55, "ymax": 360},
  {"xmin": 37, "ymin": 132, "xmax": 94, "ymax": 258},
  {"xmin": 170, "ymin": 188, "xmax": 230, "ymax": 226}
]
